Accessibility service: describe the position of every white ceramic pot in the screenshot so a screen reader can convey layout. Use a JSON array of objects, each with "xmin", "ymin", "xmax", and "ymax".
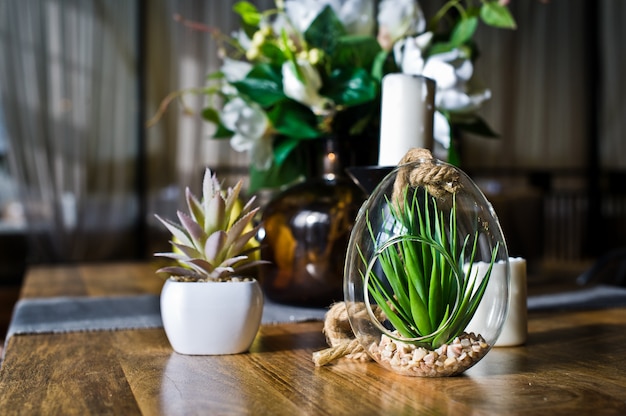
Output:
[{"xmin": 160, "ymin": 278, "xmax": 264, "ymax": 355}]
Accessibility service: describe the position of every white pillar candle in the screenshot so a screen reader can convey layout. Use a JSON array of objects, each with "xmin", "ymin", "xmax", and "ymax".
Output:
[
  {"xmin": 496, "ymin": 257, "xmax": 527, "ymax": 347},
  {"xmin": 378, "ymin": 74, "xmax": 435, "ymax": 166},
  {"xmin": 465, "ymin": 257, "xmax": 527, "ymax": 347}
]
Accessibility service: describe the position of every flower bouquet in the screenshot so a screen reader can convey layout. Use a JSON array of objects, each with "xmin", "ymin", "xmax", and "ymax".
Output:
[{"xmin": 150, "ymin": 0, "xmax": 516, "ymax": 192}]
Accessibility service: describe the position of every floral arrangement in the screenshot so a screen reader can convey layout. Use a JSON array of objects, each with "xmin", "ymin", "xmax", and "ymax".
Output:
[{"xmin": 151, "ymin": 0, "xmax": 515, "ymax": 192}]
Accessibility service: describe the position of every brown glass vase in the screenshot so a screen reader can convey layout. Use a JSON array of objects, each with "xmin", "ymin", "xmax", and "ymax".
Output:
[{"xmin": 258, "ymin": 137, "xmax": 366, "ymax": 307}]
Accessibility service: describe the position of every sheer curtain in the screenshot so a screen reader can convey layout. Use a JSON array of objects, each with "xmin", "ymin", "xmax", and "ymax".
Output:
[
  {"xmin": 600, "ymin": 0, "xmax": 626, "ymax": 170},
  {"xmin": 0, "ymin": 0, "xmax": 140, "ymax": 262},
  {"xmin": 1, "ymin": 0, "xmax": 625, "ymax": 265},
  {"xmin": 466, "ymin": 0, "xmax": 591, "ymax": 171}
]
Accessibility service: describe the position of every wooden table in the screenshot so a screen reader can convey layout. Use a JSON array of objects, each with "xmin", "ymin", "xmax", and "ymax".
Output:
[{"xmin": 1, "ymin": 263, "xmax": 626, "ymax": 415}]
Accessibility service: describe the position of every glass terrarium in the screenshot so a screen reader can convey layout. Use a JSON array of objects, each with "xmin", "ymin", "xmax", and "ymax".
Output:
[{"xmin": 344, "ymin": 154, "xmax": 510, "ymax": 377}]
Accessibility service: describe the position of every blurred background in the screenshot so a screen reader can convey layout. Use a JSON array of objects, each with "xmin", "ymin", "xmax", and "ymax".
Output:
[{"xmin": 0, "ymin": 0, "xmax": 625, "ymax": 307}]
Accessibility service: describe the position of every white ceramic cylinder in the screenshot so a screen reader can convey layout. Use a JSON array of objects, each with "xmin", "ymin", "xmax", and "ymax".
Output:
[
  {"xmin": 465, "ymin": 257, "xmax": 527, "ymax": 347},
  {"xmin": 160, "ymin": 279, "xmax": 264, "ymax": 355},
  {"xmin": 378, "ymin": 74, "xmax": 435, "ymax": 166},
  {"xmin": 496, "ymin": 257, "xmax": 527, "ymax": 347}
]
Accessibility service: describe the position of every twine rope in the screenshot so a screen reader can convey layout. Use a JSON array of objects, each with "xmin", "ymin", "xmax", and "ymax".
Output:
[
  {"xmin": 392, "ymin": 148, "xmax": 460, "ymax": 202},
  {"xmin": 312, "ymin": 148, "xmax": 462, "ymax": 367},
  {"xmin": 312, "ymin": 302, "xmax": 384, "ymax": 367}
]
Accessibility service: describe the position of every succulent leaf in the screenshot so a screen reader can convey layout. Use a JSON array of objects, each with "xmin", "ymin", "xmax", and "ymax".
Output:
[
  {"xmin": 171, "ymin": 241, "xmax": 203, "ymax": 259},
  {"xmin": 156, "ymin": 266, "xmax": 200, "ymax": 278},
  {"xmin": 205, "ymin": 230, "xmax": 228, "ymax": 263},
  {"xmin": 220, "ymin": 255, "xmax": 249, "ymax": 268},
  {"xmin": 240, "ymin": 194, "xmax": 257, "ymax": 215},
  {"xmin": 204, "ymin": 190, "xmax": 226, "ymax": 234},
  {"xmin": 202, "ymin": 169, "xmax": 221, "ymax": 214},
  {"xmin": 154, "ymin": 215, "xmax": 194, "ymax": 248},
  {"xmin": 224, "ymin": 180, "xmax": 243, "ymax": 223},
  {"xmin": 177, "ymin": 211, "xmax": 207, "ymax": 251},
  {"xmin": 213, "ymin": 266, "xmax": 236, "ymax": 278},
  {"xmin": 228, "ymin": 224, "xmax": 262, "ymax": 258},
  {"xmin": 186, "ymin": 187, "xmax": 205, "ymax": 229},
  {"xmin": 188, "ymin": 258, "xmax": 216, "ymax": 272},
  {"xmin": 154, "ymin": 251, "xmax": 193, "ymax": 261},
  {"xmin": 225, "ymin": 208, "xmax": 259, "ymax": 249}
]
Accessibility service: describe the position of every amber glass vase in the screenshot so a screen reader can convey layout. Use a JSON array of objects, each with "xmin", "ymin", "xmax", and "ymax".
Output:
[{"xmin": 258, "ymin": 137, "xmax": 366, "ymax": 307}]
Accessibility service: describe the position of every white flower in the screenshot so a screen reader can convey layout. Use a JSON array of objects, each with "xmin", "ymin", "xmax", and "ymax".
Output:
[
  {"xmin": 220, "ymin": 98, "xmax": 273, "ymax": 170},
  {"xmin": 231, "ymin": 29, "xmax": 252, "ymax": 51},
  {"xmin": 337, "ymin": 0, "xmax": 375, "ymax": 36},
  {"xmin": 433, "ymin": 110, "xmax": 451, "ymax": 149},
  {"xmin": 281, "ymin": 59, "xmax": 333, "ymax": 114},
  {"xmin": 377, "ymin": 0, "xmax": 425, "ymax": 50},
  {"xmin": 284, "ymin": 0, "xmax": 374, "ymax": 35},
  {"xmin": 393, "ymin": 32, "xmax": 433, "ymax": 75},
  {"xmin": 220, "ymin": 58, "xmax": 252, "ymax": 83},
  {"xmin": 422, "ymin": 48, "xmax": 492, "ymax": 114}
]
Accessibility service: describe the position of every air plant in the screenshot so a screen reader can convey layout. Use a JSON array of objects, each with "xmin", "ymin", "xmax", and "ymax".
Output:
[{"xmin": 361, "ymin": 186, "xmax": 498, "ymax": 349}]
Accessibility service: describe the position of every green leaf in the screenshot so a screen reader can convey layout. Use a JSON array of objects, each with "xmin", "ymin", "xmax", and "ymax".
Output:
[
  {"xmin": 233, "ymin": 1, "xmax": 261, "ymax": 26},
  {"xmin": 304, "ymin": 5, "xmax": 346, "ymax": 53},
  {"xmin": 248, "ymin": 151, "xmax": 305, "ymax": 193},
  {"xmin": 266, "ymin": 102, "xmax": 320, "ymax": 140},
  {"xmin": 206, "ymin": 71, "xmax": 225, "ymax": 81},
  {"xmin": 259, "ymin": 42, "xmax": 288, "ymax": 65},
  {"xmin": 272, "ymin": 135, "xmax": 304, "ymax": 166},
  {"xmin": 480, "ymin": 2, "xmax": 517, "ymax": 29},
  {"xmin": 333, "ymin": 35, "xmax": 382, "ymax": 70},
  {"xmin": 232, "ymin": 63, "xmax": 285, "ymax": 107},
  {"xmin": 450, "ymin": 16, "xmax": 478, "ymax": 47},
  {"xmin": 201, "ymin": 107, "xmax": 220, "ymax": 124},
  {"xmin": 447, "ymin": 143, "xmax": 462, "ymax": 168},
  {"xmin": 408, "ymin": 276, "xmax": 432, "ymax": 335},
  {"xmin": 322, "ymin": 68, "xmax": 378, "ymax": 106},
  {"xmin": 426, "ymin": 41, "xmax": 455, "ymax": 57}
]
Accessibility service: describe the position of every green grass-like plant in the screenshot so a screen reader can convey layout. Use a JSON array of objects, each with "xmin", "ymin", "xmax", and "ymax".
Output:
[{"xmin": 360, "ymin": 187, "xmax": 498, "ymax": 349}]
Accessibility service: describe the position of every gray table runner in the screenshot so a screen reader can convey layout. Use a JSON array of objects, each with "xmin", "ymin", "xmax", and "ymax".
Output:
[
  {"xmin": 4, "ymin": 294, "xmax": 328, "ymax": 344},
  {"xmin": 527, "ymin": 284, "xmax": 626, "ymax": 311},
  {"xmin": 5, "ymin": 284, "xmax": 626, "ymax": 355}
]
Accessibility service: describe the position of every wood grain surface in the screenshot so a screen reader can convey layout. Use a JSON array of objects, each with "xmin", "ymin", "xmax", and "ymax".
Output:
[{"xmin": 1, "ymin": 263, "xmax": 626, "ymax": 415}]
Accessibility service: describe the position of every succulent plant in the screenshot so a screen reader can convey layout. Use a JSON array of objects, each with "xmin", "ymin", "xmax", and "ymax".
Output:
[{"xmin": 155, "ymin": 168, "xmax": 266, "ymax": 282}]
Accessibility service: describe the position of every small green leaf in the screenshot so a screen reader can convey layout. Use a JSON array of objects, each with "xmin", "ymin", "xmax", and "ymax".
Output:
[
  {"xmin": 201, "ymin": 107, "xmax": 220, "ymax": 124},
  {"xmin": 232, "ymin": 63, "xmax": 285, "ymax": 107},
  {"xmin": 233, "ymin": 1, "xmax": 261, "ymax": 26},
  {"xmin": 304, "ymin": 5, "xmax": 346, "ymax": 53},
  {"xmin": 248, "ymin": 144, "xmax": 307, "ymax": 193},
  {"xmin": 333, "ymin": 35, "xmax": 382, "ymax": 70},
  {"xmin": 206, "ymin": 71, "xmax": 225, "ymax": 81},
  {"xmin": 267, "ymin": 102, "xmax": 320, "ymax": 140},
  {"xmin": 447, "ymin": 143, "xmax": 462, "ymax": 167},
  {"xmin": 426, "ymin": 41, "xmax": 455, "ymax": 57},
  {"xmin": 258, "ymin": 42, "xmax": 288, "ymax": 65},
  {"xmin": 480, "ymin": 2, "xmax": 517, "ymax": 29},
  {"xmin": 450, "ymin": 16, "xmax": 478, "ymax": 46},
  {"xmin": 272, "ymin": 135, "xmax": 305, "ymax": 167},
  {"xmin": 322, "ymin": 68, "xmax": 378, "ymax": 106}
]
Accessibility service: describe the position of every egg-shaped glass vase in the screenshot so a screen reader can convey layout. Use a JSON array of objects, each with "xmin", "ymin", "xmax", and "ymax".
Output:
[{"xmin": 344, "ymin": 157, "xmax": 510, "ymax": 377}]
